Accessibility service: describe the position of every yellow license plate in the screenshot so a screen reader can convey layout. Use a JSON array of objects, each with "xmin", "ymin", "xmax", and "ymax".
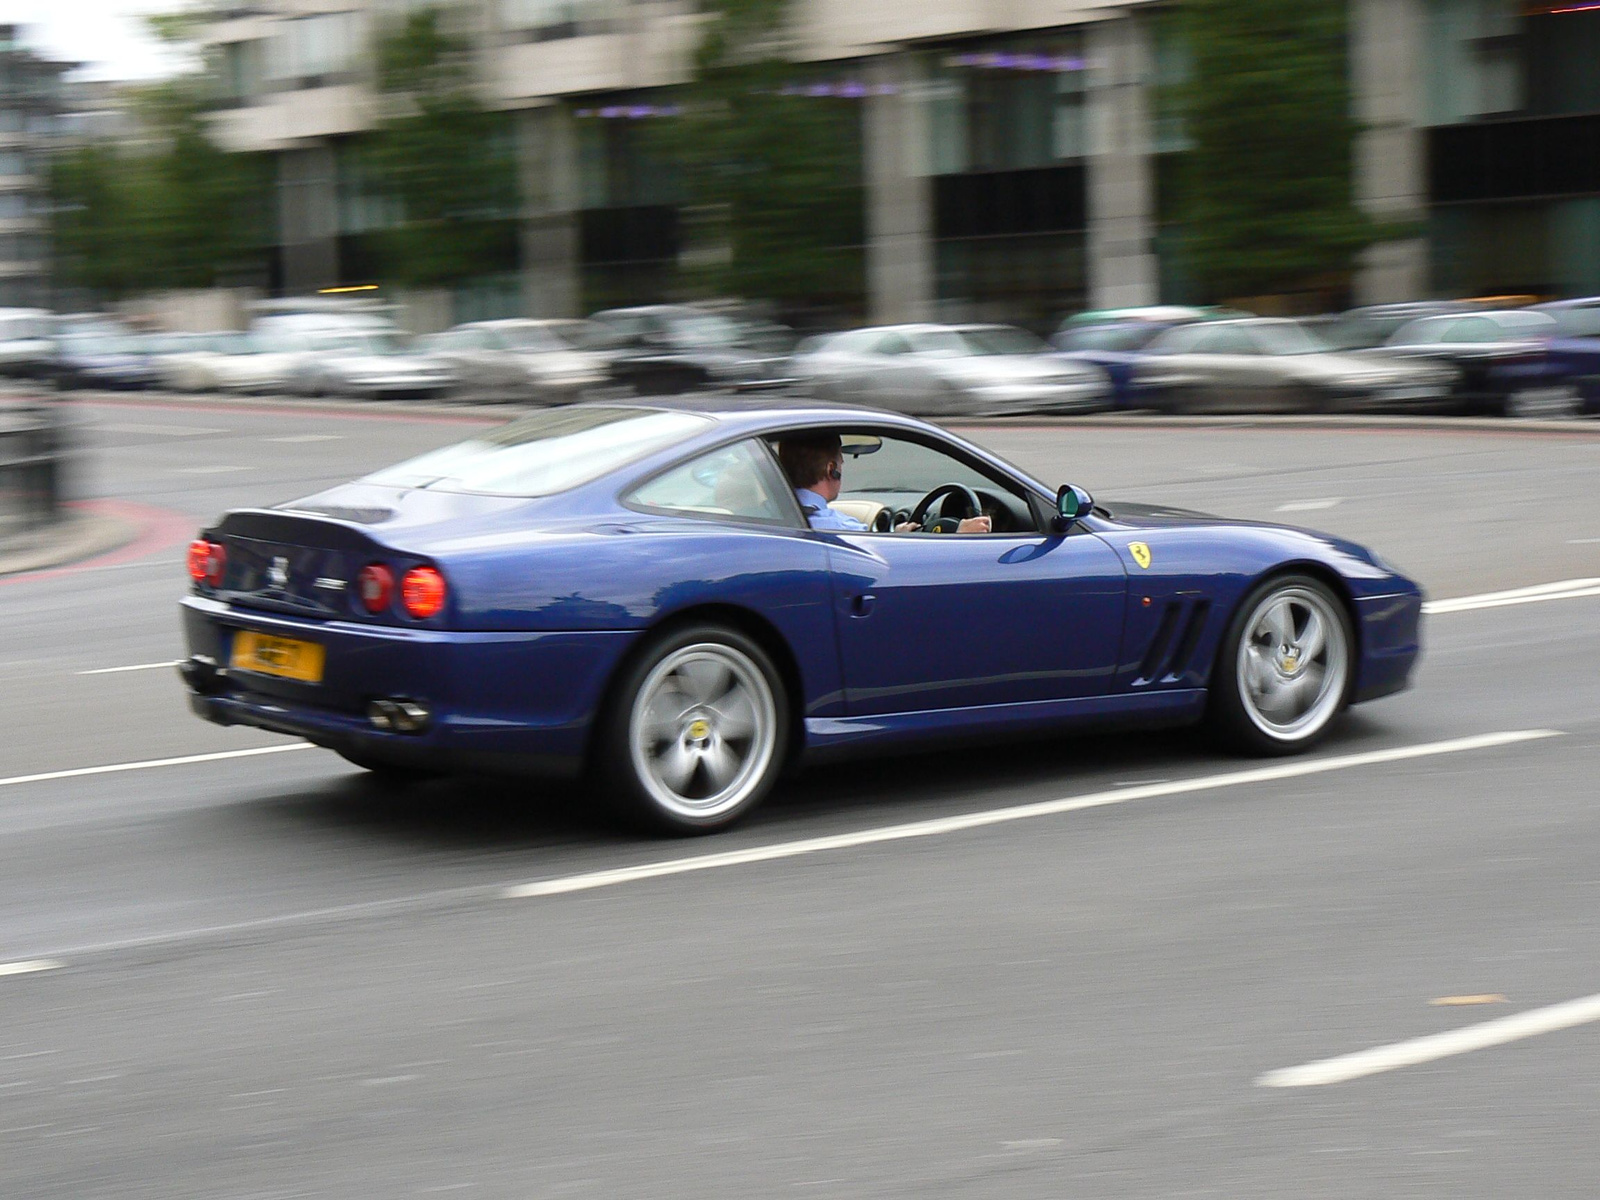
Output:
[{"xmin": 230, "ymin": 630, "xmax": 325, "ymax": 683}]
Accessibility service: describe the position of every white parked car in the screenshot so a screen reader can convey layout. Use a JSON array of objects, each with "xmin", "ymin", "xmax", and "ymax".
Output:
[
  {"xmin": 287, "ymin": 328, "xmax": 456, "ymax": 400},
  {"xmin": 421, "ymin": 319, "xmax": 607, "ymax": 403},
  {"xmin": 791, "ymin": 323, "xmax": 1111, "ymax": 416}
]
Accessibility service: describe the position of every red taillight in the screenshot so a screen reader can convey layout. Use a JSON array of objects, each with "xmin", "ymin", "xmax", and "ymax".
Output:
[
  {"xmin": 356, "ymin": 563, "xmax": 395, "ymax": 614},
  {"xmin": 187, "ymin": 539, "xmax": 225, "ymax": 586},
  {"xmin": 401, "ymin": 566, "xmax": 447, "ymax": 619}
]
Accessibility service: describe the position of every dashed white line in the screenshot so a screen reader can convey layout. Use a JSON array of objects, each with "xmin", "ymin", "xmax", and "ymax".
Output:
[
  {"xmin": 1424, "ymin": 577, "xmax": 1600, "ymax": 615},
  {"xmin": 503, "ymin": 729, "xmax": 1561, "ymax": 901},
  {"xmin": 0, "ymin": 743, "xmax": 313, "ymax": 790},
  {"xmin": 264, "ymin": 434, "xmax": 344, "ymax": 443},
  {"xmin": 76, "ymin": 661, "xmax": 179, "ymax": 676},
  {"xmin": 174, "ymin": 465, "xmax": 251, "ymax": 475},
  {"xmin": 1258, "ymin": 991, "xmax": 1600, "ymax": 1087},
  {"xmin": 1568, "ymin": 537, "xmax": 1600, "ymax": 545},
  {"xmin": 1275, "ymin": 497, "xmax": 1343, "ymax": 512},
  {"xmin": 0, "ymin": 960, "xmax": 64, "ymax": 978}
]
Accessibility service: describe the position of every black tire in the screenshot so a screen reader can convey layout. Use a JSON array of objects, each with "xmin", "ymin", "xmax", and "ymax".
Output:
[
  {"xmin": 1207, "ymin": 573, "xmax": 1354, "ymax": 756},
  {"xmin": 594, "ymin": 623, "xmax": 789, "ymax": 835}
]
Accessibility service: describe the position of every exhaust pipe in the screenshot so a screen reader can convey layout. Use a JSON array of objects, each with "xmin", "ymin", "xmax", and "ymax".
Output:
[{"xmin": 367, "ymin": 698, "xmax": 431, "ymax": 734}]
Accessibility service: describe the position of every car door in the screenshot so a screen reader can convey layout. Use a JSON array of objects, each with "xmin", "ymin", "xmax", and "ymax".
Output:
[{"xmin": 810, "ymin": 434, "xmax": 1128, "ymax": 713}]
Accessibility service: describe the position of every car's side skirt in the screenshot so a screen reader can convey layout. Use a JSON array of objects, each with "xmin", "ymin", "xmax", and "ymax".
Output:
[{"xmin": 802, "ymin": 690, "xmax": 1207, "ymax": 760}]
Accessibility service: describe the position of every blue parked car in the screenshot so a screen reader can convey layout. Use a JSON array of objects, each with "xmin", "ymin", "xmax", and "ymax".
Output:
[
  {"xmin": 1526, "ymin": 298, "xmax": 1600, "ymax": 416},
  {"xmin": 179, "ymin": 401, "xmax": 1422, "ymax": 833},
  {"xmin": 1380, "ymin": 309, "xmax": 1592, "ymax": 418}
]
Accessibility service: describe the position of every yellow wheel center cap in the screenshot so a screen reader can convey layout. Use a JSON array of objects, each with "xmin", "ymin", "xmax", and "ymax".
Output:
[
  {"xmin": 686, "ymin": 719, "xmax": 711, "ymax": 741},
  {"xmin": 1282, "ymin": 653, "xmax": 1299, "ymax": 673}
]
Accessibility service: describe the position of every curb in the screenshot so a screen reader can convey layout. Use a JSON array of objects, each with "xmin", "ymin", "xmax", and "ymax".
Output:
[{"xmin": 0, "ymin": 511, "xmax": 139, "ymax": 578}]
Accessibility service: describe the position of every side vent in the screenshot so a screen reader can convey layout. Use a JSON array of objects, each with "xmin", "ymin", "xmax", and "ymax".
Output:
[
  {"xmin": 1163, "ymin": 600, "xmax": 1211, "ymax": 685},
  {"xmin": 1134, "ymin": 600, "xmax": 1212, "ymax": 686},
  {"xmin": 1134, "ymin": 603, "xmax": 1181, "ymax": 685}
]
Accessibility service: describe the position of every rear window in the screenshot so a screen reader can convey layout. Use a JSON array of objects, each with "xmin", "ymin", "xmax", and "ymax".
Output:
[{"xmin": 363, "ymin": 407, "xmax": 713, "ymax": 497}]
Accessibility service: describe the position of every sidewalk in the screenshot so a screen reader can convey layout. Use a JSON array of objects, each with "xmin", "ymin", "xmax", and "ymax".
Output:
[{"xmin": 0, "ymin": 508, "xmax": 139, "ymax": 578}]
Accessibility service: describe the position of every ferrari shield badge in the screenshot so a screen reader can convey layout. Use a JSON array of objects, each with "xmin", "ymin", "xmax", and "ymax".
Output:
[{"xmin": 1129, "ymin": 542, "xmax": 1152, "ymax": 570}]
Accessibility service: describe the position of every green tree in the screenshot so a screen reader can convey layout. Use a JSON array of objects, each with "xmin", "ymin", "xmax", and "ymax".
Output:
[
  {"xmin": 1173, "ymin": 0, "xmax": 1377, "ymax": 304},
  {"xmin": 47, "ymin": 22, "xmax": 269, "ymax": 298},
  {"xmin": 362, "ymin": 7, "xmax": 519, "ymax": 288},
  {"xmin": 651, "ymin": 0, "xmax": 864, "ymax": 311}
]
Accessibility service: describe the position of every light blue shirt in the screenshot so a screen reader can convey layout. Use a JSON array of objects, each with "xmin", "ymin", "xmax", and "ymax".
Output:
[{"xmin": 795, "ymin": 486, "xmax": 866, "ymax": 531}]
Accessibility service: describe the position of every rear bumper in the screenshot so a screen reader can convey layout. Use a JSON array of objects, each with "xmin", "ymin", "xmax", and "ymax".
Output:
[
  {"xmin": 1351, "ymin": 590, "xmax": 1423, "ymax": 704},
  {"xmin": 179, "ymin": 595, "xmax": 639, "ymax": 775}
]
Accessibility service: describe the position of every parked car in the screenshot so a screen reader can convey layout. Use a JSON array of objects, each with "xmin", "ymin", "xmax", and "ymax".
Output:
[
  {"xmin": 588, "ymin": 305, "xmax": 794, "ymax": 395},
  {"xmin": 1379, "ymin": 309, "xmax": 1589, "ymax": 418},
  {"xmin": 1134, "ymin": 318, "xmax": 1456, "ymax": 414},
  {"xmin": 420, "ymin": 319, "xmax": 607, "ymax": 404},
  {"xmin": 1050, "ymin": 308, "xmax": 1224, "ymax": 409},
  {"xmin": 0, "ymin": 308, "xmax": 55, "ymax": 378},
  {"xmin": 178, "ymin": 399, "xmax": 1421, "ymax": 833},
  {"xmin": 792, "ymin": 323, "xmax": 1109, "ymax": 416},
  {"xmin": 285, "ymin": 328, "xmax": 456, "ymax": 400},
  {"xmin": 1317, "ymin": 301, "xmax": 1489, "ymax": 351},
  {"xmin": 49, "ymin": 330, "xmax": 159, "ymax": 391},
  {"xmin": 144, "ymin": 332, "xmax": 251, "ymax": 393},
  {"xmin": 1524, "ymin": 298, "xmax": 1600, "ymax": 416}
]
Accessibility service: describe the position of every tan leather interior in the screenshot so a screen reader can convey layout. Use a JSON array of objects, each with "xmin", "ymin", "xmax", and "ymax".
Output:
[{"xmin": 828, "ymin": 500, "xmax": 887, "ymax": 526}]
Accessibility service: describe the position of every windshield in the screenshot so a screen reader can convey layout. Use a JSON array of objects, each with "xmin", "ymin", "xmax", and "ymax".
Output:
[
  {"xmin": 955, "ymin": 326, "xmax": 1048, "ymax": 356},
  {"xmin": 363, "ymin": 407, "xmax": 714, "ymax": 497},
  {"xmin": 496, "ymin": 324, "xmax": 565, "ymax": 353},
  {"xmin": 316, "ymin": 331, "xmax": 407, "ymax": 356},
  {"xmin": 1250, "ymin": 322, "xmax": 1331, "ymax": 355},
  {"xmin": 1550, "ymin": 308, "xmax": 1600, "ymax": 339},
  {"xmin": 671, "ymin": 313, "xmax": 744, "ymax": 349},
  {"xmin": 62, "ymin": 335, "xmax": 134, "ymax": 355},
  {"xmin": 1056, "ymin": 324, "xmax": 1162, "ymax": 353}
]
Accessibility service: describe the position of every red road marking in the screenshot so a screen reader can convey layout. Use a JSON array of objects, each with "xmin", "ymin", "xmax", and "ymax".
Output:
[{"xmin": 0, "ymin": 498, "xmax": 196, "ymax": 589}]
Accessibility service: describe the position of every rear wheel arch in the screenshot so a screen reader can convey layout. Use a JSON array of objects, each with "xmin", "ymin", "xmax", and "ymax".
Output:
[{"xmin": 589, "ymin": 603, "xmax": 807, "ymax": 767}]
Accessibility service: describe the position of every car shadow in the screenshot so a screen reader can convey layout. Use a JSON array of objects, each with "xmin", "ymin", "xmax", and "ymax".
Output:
[{"xmin": 236, "ymin": 712, "xmax": 1399, "ymax": 861}]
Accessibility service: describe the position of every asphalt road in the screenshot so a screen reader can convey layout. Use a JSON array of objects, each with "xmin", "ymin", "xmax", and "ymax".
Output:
[{"xmin": 1, "ymin": 394, "xmax": 1598, "ymax": 1198}]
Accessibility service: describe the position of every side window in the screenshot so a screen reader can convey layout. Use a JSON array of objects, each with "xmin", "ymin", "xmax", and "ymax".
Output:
[
  {"xmin": 873, "ymin": 333, "xmax": 913, "ymax": 356},
  {"xmin": 628, "ymin": 440, "xmax": 795, "ymax": 526},
  {"xmin": 1194, "ymin": 327, "xmax": 1256, "ymax": 355}
]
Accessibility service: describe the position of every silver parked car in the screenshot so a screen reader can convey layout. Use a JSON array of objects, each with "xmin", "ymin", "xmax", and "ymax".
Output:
[
  {"xmin": 791, "ymin": 323, "xmax": 1110, "ymax": 416},
  {"xmin": 1133, "ymin": 318, "xmax": 1456, "ymax": 413},
  {"xmin": 420, "ymin": 319, "xmax": 607, "ymax": 403},
  {"xmin": 287, "ymin": 329, "xmax": 456, "ymax": 400}
]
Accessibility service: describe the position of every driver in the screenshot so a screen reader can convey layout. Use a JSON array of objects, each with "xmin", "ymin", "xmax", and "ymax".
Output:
[{"xmin": 777, "ymin": 433, "xmax": 991, "ymax": 534}]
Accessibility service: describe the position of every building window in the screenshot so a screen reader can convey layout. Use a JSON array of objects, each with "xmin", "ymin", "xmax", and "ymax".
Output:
[
  {"xmin": 270, "ymin": 11, "xmax": 363, "ymax": 86},
  {"xmin": 500, "ymin": 0, "xmax": 617, "ymax": 42},
  {"xmin": 928, "ymin": 37, "xmax": 1089, "ymax": 175},
  {"xmin": 1425, "ymin": 0, "xmax": 1524, "ymax": 124}
]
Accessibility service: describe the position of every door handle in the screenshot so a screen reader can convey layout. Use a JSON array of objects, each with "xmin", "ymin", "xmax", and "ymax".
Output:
[{"xmin": 850, "ymin": 593, "xmax": 876, "ymax": 617}]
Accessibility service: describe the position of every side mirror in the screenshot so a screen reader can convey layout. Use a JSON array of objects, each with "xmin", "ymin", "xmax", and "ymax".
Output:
[{"xmin": 1053, "ymin": 484, "xmax": 1094, "ymax": 533}]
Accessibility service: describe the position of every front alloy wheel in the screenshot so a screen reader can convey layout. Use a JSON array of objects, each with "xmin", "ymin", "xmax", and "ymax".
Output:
[
  {"xmin": 1211, "ymin": 576, "xmax": 1352, "ymax": 754},
  {"xmin": 602, "ymin": 626, "xmax": 787, "ymax": 833}
]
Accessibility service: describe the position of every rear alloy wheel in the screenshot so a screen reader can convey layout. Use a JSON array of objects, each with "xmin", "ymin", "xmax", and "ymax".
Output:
[
  {"xmin": 1506, "ymin": 384, "xmax": 1581, "ymax": 419},
  {"xmin": 600, "ymin": 625, "xmax": 786, "ymax": 834},
  {"xmin": 1209, "ymin": 575, "xmax": 1352, "ymax": 755}
]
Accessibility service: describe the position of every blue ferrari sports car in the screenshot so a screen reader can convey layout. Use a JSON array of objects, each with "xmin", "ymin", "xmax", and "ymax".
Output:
[{"xmin": 179, "ymin": 400, "xmax": 1422, "ymax": 832}]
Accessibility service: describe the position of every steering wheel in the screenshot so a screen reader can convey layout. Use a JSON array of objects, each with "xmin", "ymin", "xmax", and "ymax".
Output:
[{"xmin": 909, "ymin": 483, "xmax": 983, "ymax": 534}]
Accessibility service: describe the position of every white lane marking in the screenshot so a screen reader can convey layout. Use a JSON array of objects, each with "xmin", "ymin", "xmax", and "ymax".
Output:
[
  {"xmin": 0, "ymin": 960, "xmax": 64, "ymax": 978},
  {"xmin": 96, "ymin": 422, "xmax": 224, "ymax": 436},
  {"xmin": 504, "ymin": 729, "xmax": 1560, "ymax": 901},
  {"xmin": 0, "ymin": 743, "xmax": 312, "ymax": 790},
  {"xmin": 76, "ymin": 661, "xmax": 179, "ymax": 676},
  {"xmin": 174, "ymin": 465, "xmax": 251, "ymax": 475},
  {"xmin": 1275, "ymin": 497, "xmax": 1343, "ymax": 512},
  {"xmin": 1258, "ymin": 991, "xmax": 1600, "ymax": 1088},
  {"xmin": 1568, "ymin": 537, "xmax": 1600, "ymax": 545},
  {"xmin": 1425, "ymin": 577, "xmax": 1600, "ymax": 615},
  {"xmin": 265, "ymin": 434, "xmax": 343, "ymax": 443}
]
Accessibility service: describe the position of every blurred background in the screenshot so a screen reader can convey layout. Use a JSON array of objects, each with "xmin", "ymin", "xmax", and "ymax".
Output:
[{"xmin": 6, "ymin": 0, "xmax": 1600, "ymax": 332}]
